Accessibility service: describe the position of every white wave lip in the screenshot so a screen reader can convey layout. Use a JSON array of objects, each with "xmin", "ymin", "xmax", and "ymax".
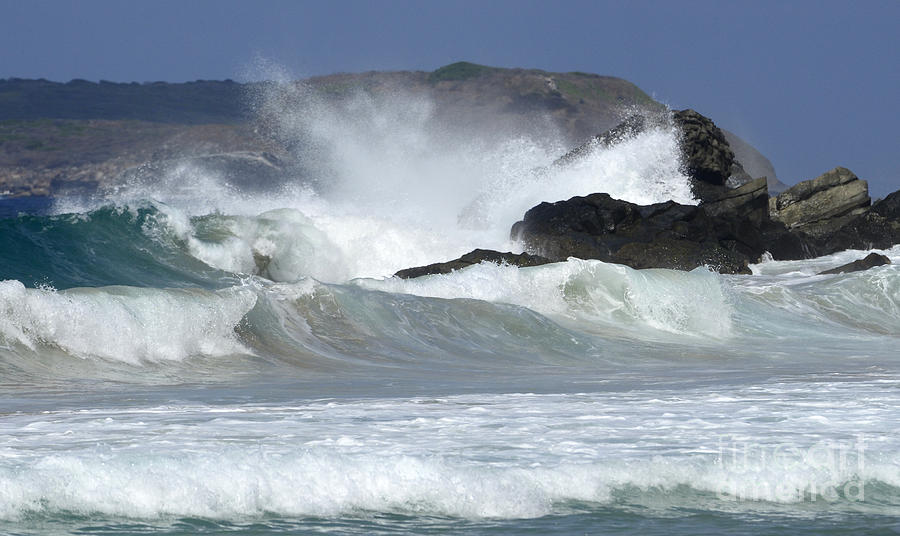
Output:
[
  {"xmin": 0, "ymin": 280, "xmax": 256, "ymax": 363},
  {"xmin": 0, "ymin": 445, "xmax": 892, "ymax": 521},
  {"xmin": 361, "ymin": 258, "xmax": 733, "ymax": 339}
]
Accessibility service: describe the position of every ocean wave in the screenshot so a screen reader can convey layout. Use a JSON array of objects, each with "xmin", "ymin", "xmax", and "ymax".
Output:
[
  {"xmin": 358, "ymin": 258, "xmax": 734, "ymax": 340},
  {"xmin": 1, "ymin": 447, "xmax": 894, "ymax": 521},
  {"xmin": 0, "ymin": 280, "xmax": 256, "ymax": 363}
]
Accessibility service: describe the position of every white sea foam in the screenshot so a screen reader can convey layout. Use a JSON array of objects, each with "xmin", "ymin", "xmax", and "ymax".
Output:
[
  {"xmin": 1, "ymin": 385, "xmax": 897, "ymax": 521},
  {"xmin": 2, "ymin": 449, "xmax": 887, "ymax": 520},
  {"xmin": 358, "ymin": 259, "xmax": 733, "ymax": 339},
  {"xmin": 0, "ymin": 280, "xmax": 256, "ymax": 363}
]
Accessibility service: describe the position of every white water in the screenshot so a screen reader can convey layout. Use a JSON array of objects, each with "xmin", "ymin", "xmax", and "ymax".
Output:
[
  {"xmin": 0, "ymin": 280, "xmax": 255, "ymax": 363},
  {"xmin": 1, "ymin": 385, "xmax": 898, "ymax": 521}
]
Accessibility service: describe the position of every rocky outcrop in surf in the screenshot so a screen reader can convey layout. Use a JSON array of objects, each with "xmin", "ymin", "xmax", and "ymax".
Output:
[
  {"xmin": 767, "ymin": 168, "xmax": 900, "ymax": 257},
  {"xmin": 769, "ymin": 167, "xmax": 870, "ymax": 235},
  {"xmin": 394, "ymin": 249, "xmax": 552, "ymax": 279},
  {"xmin": 508, "ymin": 183, "xmax": 769, "ymax": 275},
  {"xmin": 553, "ymin": 109, "xmax": 749, "ymax": 204},
  {"xmin": 818, "ymin": 252, "xmax": 891, "ymax": 275},
  {"xmin": 395, "ymin": 110, "xmax": 900, "ymax": 278}
]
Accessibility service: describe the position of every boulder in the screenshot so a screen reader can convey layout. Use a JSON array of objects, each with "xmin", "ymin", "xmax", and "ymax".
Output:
[
  {"xmin": 762, "ymin": 166, "xmax": 900, "ymax": 258},
  {"xmin": 818, "ymin": 252, "xmax": 891, "ymax": 275},
  {"xmin": 394, "ymin": 249, "xmax": 553, "ymax": 279},
  {"xmin": 510, "ymin": 192, "xmax": 765, "ymax": 274},
  {"xmin": 553, "ymin": 114, "xmax": 650, "ymax": 166},
  {"xmin": 553, "ymin": 109, "xmax": 748, "ymax": 204},
  {"xmin": 770, "ymin": 167, "xmax": 871, "ymax": 235},
  {"xmin": 817, "ymin": 191, "xmax": 900, "ymax": 254},
  {"xmin": 672, "ymin": 109, "xmax": 738, "ymax": 188},
  {"xmin": 701, "ymin": 177, "xmax": 769, "ymax": 226},
  {"xmin": 872, "ymin": 189, "xmax": 900, "ymax": 220}
]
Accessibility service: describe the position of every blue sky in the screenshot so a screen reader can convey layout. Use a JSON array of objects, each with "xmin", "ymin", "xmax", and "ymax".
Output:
[{"xmin": 2, "ymin": 0, "xmax": 898, "ymax": 195}]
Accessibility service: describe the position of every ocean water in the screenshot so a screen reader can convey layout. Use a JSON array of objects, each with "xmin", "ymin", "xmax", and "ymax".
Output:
[{"xmin": 2, "ymin": 91, "xmax": 900, "ymax": 535}]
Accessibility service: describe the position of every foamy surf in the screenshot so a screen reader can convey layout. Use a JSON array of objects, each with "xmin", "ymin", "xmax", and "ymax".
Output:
[
  {"xmin": 1, "ymin": 388, "xmax": 898, "ymax": 523},
  {"xmin": 0, "ymin": 280, "xmax": 255, "ymax": 363}
]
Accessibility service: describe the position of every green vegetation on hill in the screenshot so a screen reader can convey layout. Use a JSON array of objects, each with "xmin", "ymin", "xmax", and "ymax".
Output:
[{"xmin": 428, "ymin": 62, "xmax": 499, "ymax": 82}]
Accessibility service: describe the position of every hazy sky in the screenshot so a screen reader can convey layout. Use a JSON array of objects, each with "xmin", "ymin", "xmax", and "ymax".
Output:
[{"xmin": 2, "ymin": 0, "xmax": 898, "ymax": 195}]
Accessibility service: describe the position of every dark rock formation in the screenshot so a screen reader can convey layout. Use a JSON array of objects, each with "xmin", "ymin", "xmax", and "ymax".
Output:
[
  {"xmin": 552, "ymin": 114, "xmax": 650, "ymax": 166},
  {"xmin": 701, "ymin": 177, "xmax": 768, "ymax": 226},
  {"xmin": 509, "ymin": 191, "xmax": 767, "ymax": 274},
  {"xmin": 816, "ymin": 191, "xmax": 900, "ymax": 254},
  {"xmin": 506, "ymin": 161, "xmax": 900, "ymax": 274},
  {"xmin": 394, "ymin": 249, "xmax": 552, "ymax": 279},
  {"xmin": 553, "ymin": 109, "xmax": 750, "ymax": 204},
  {"xmin": 396, "ymin": 107, "xmax": 900, "ymax": 278},
  {"xmin": 872, "ymin": 189, "xmax": 900, "ymax": 220},
  {"xmin": 672, "ymin": 109, "xmax": 738, "ymax": 187},
  {"xmin": 764, "ymin": 167, "xmax": 900, "ymax": 258},
  {"xmin": 818, "ymin": 252, "xmax": 891, "ymax": 275}
]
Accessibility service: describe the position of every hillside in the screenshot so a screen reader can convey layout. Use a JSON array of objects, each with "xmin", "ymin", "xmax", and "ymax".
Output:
[{"xmin": 0, "ymin": 62, "xmax": 779, "ymax": 197}]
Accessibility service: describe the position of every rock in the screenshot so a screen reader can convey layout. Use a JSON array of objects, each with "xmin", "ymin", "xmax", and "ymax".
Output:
[
  {"xmin": 817, "ymin": 191, "xmax": 900, "ymax": 254},
  {"xmin": 394, "ymin": 249, "xmax": 553, "ymax": 279},
  {"xmin": 510, "ymin": 192, "xmax": 763, "ymax": 274},
  {"xmin": 672, "ymin": 109, "xmax": 739, "ymax": 188},
  {"xmin": 872, "ymin": 189, "xmax": 900, "ymax": 220},
  {"xmin": 770, "ymin": 167, "xmax": 871, "ymax": 234},
  {"xmin": 765, "ymin": 167, "xmax": 883, "ymax": 258},
  {"xmin": 818, "ymin": 252, "xmax": 891, "ymax": 275},
  {"xmin": 552, "ymin": 114, "xmax": 650, "ymax": 166},
  {"xmin": 553, "ymin": 109, "xmax": 748, "ymax": 204},
  {"xmin": 612, "ymin": 238, "xmax": 751, "ymax": 274},
  {"xmin": 701, "ymin": 177, "xmax": 768, "ymax": 226}
]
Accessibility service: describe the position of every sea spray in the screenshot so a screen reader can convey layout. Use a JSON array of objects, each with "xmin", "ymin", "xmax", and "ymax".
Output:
[{"xmin": 53, "ymin": 75, "xmax": 697, "ymax": 282}]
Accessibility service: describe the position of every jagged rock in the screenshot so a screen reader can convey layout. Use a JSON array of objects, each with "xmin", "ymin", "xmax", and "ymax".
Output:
[
  {"xmin": 759, "ymin": 168, "xmax": 900, "ymax": 258},
  {"xmin": 394, "ymin": 249, "xmax": 553, "ymax": 279},
  {"xmin": 701, "ymin": 177, "xmax": 768, "ymax": 226},
  {"xmin": 770, "ymin": 167, "xmax": 871, "ymax": 235},
  {"xmin": 872, "ymin": 189, "xmax": 900, "ymax": 220},
  {"xmin": 818, "ymin": 191, "xmax": 900, "ymax": 254},
  {"xmin": 553, "ymin": 114, "xmax": 650, "ymax": 166},
  {"xmin": 818, "ymin": 252, "xmax": 891, "ymax": 275},
  {"xmin": 553, "ymin": 109, "xmax": 748, "ymax": 204},
  {"xmin": 672, "ymin": 109, "xmax": 739, "ymax": 188},
  {"xmin": 510, "ymin": 192, "xmax": 766, "ymax": 274},
  {"xmin": 612, "ymin": 238, "xmax": 751, "ymax": 273}
]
